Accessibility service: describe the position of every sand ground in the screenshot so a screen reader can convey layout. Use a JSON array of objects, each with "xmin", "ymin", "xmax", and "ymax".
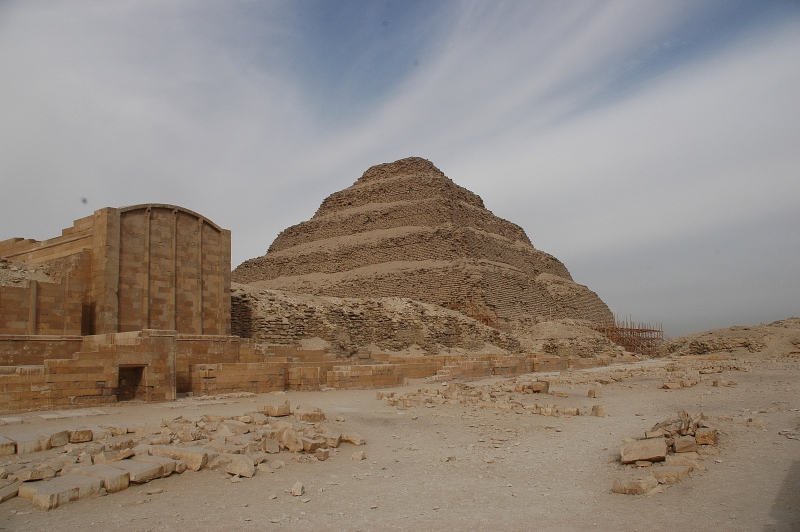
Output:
[{"xmin": 1, "ymin": 356, "xmax": 798, "ymax": 532}]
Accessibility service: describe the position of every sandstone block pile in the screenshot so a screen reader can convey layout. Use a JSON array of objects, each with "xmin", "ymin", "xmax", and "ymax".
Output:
[
  {"xmin": 0, "ymin": 401, "xmax": 365, "ymax": 510},
  {"xmin": 613, "ymin": 410, "xmax": 719, "ymax": 495}
]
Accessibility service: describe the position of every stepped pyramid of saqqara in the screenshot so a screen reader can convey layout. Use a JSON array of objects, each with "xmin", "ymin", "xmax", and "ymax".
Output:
[{"xmin": 233, "ymin": 157, "xmax": 612, "ymax": 326}]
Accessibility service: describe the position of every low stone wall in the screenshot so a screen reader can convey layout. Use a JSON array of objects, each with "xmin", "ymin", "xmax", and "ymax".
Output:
[
  {"xmin": 326, "ymin": 364, "xmax": 405, "ymax": 390},
  {"xmin": 188, "ymin": 362, "xmax": 286, "ymax": 396},
  {"xmin": 0, "ymin": 330, "xmax": 176, "ymax": 413},
  {"xmin": 0, "ymin": 335, "xmax": 84, "ymax": 366}
]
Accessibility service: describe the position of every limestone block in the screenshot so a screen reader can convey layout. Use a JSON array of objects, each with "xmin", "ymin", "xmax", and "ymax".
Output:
[
  {"xmin": 261, "ymin": 401, "xmax": 291, "ymax": 417},
  {"xmin": 351, "ymin": 450, "xmax": 367, "ymax": 461},
  {"xmin": 612, "ymin": 476, "xmax": 658, "ymax": 495},
  {"xmin": 695, "ymin": 428, "xmax": 717, "ymax": 446},
  {"xmin": 108, "ymin": 460, "xmax": 162, "ymax": 483},
  {"xmin": 263, "ymin": 438, "xmax": 280, "ymax": 454},
  {"xmin": 75, "ymin": 464, "xmax": 130, "ymax": 493},
  {"xmin": 39, "ymin": 428, "xmax": 69, "ymax": 448},
  {"xmin": 341, "ymin": 433, "xmax": 366, "ymax": 446},
  {"xmin": 645, "ymin": 428, "xmax": 667, "ymax": 439},
  {"xmin": 69, "ymin": 428, "xmax": 93, "ymax": 443},
  {"xmin": 587, "ymin": 388, "xmax": 600, "ymax": 398},
  {"xmin": 225, "ymin": 455, "xmax": 255, "ymax": 478},
  {"xmin": 221, "ymin": 420, "xmax": 250, "ymax": 436},
  {"xmin": 10, "ymin": 466, "xmax": 57, "ymax": 482},
  {"xmin": 620, "ymin": 439, "xmax": 667, "ymax": 464},
  {"xmin": 18, "ymin": 473, "xmax": 104, "ymax": 510},
  {"xmin": 291, "ymin": 481, "xmax": 304, "ymax": 496},
  {"xmin": 133, "ymin": 455, "xmax": 177, "ymax": 477},
  {"xmin": 315, "ymin": 448, "xmax": 330, "ymax": 461},
  {"xmin": 591, "ymin": 405, "xmax": 606, "ymax": 418},
  {"xmin": 99, "ymin": 424, "xmax": 128, "ymax": 437},
  {"xmin": 665, "ymin": 454, "xmax": 706, "ymax": 472},
  {"xmin": 9, "ymin": 433, "xmax": 51, "ymax": 454},
  {"xmin": 324, "ymin": 432, "xmax": 342, "ymax": 448},
  {"xmin": 673, "ymin": 436, "xmax": 698, "ymax": 453},
  {"xmin": 0, "ymin": 436, "xmax": 15, "ymax": 456},
  {"xmin": 531, "ymin": 381, "xmax": 549, "ymax": 394},
  {"xmin": 650, "ymin": 465, "xmax": 691, "ymax": 484},
  {"xmin": 104, "ymin": 437, "xmax": 135, "ymax": 451},
  {"xmin": 150, "ymin": 446, "xmax": 209, "ymax": 471},
  {"xmin": 0, "ymin": 481, "xmax": 21, "ymax": 502},
  {"xmin": 280, "ymin": 430, "xmax": 304, "ymax": 453},
  {"xmin": 301, "ymin": 437, "xmax": 325, "ymax": 453},
  {"xmin": 297, "ymin": 411, "xmax": 326, "ymax": 423}
]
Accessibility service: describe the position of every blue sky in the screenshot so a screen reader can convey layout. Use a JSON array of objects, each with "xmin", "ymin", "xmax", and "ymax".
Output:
[{"xmin": 1, "ymin": 1, "xmax": 798, "ymax": 337}]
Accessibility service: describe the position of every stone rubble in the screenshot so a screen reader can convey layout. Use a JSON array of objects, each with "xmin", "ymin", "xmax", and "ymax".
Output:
[
  {"xmin": 0, "ymin": 401, "xmax": 363, "ymax": 511},
  {"xmin": 613, "ymin": 410, "xmax": 720, "ymax": 495}
]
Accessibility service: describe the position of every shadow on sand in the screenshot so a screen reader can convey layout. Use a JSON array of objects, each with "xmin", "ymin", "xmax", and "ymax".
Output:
[{"xmin": 763, "ymin": 459, "xmax": 800, "ymax": 531}]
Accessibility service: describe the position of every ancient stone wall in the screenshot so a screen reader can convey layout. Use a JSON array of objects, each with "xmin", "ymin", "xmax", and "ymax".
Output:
[
  {"xmin": 230, "ymin": 285, "xmax": 521, "ymax": 355},
  {"xmin": 237, "ymin": 226, "xmax": 568, "ymax": 283},
  {"xmin": 0, "ymin": 204, "xmax": 231, "ymax": 336}
]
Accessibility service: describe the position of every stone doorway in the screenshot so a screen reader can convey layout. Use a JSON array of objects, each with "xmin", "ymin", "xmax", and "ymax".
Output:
[{"xmin": 118, "ymin": 365, "xmax": 145, "ymax": 401}]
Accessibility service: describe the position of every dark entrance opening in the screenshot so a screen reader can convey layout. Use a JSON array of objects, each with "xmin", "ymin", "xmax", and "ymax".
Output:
[{"xmin": 118, "ymin": 366, "xmax": 145, "ymax": 401}]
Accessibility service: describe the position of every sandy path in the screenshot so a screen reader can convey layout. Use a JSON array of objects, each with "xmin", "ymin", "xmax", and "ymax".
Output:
[{"xmin": 1, "ymin": 357, "xmax": 798, "ymax": 531}]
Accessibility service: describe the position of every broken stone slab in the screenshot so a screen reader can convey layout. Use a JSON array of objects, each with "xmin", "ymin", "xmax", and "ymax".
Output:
[
  {"xmin": 221, "ymin": 420, "xmax": 250, "ymax": 436},
  {"xmin": 665, "ymin": 454, "xmax": 706, "ymax": 472},
  {"xmin": 587, "ymin": 388, "xmax": 601, "ymax": 398},
  {"xmin": 9, "ymin": 433, "xmax": 51, "ymax": 454},
  {"xmin": 341, "ymin": 433, "xmax": 366, "ymax": 446},
  {"xmin": 133, "ymin": 455, "xmax": 177, "ymax": 477},
  {"xmin": 150, "ymin": 446, "xmax": 209, "ymax": 471},
  {"xmin": 108, "ymin": 459, "xmax": 162, "ymax": 483},
  {"xmin": 75, "ymin": 464, "xmax": 130, "ymax": 493},
  {"xmin": 93, "ymin": 449, "xmax": 135, "ymax": 464},
  {"xmin": 0, "ymin": 436, "xmax": 15, "ymax": 456},
  {"xmin": 612, "ymin": 476, "xmax": 658, "ymax": 495},
  {"xmin": 351, "ymin": 450, "xmax": 367, "ymax": 461},
  {"xmin": 68, "ymin": 428, "xmax": 93, "ymax": 443},
  {"xmin": 315, "ymin": 448, "xmax": 330, "ymax": 461},
  {"xmin": 38, "ymin": 428, "xmax": 69, "ymax": 449},
  {"xmin": 591, "ymin": 405, "xmax": 606, "ymax": 418},
  {"xmin": 225, "ymin": 455, "xmax": 255, "ymax": 478},
  {"xmin": 650, "ymin": 465, "xmax": 692, "ymax": 484},
  {"xmin": 301, "ymin": 437, "xmax": 325, "ymax": 453},
  {"xmin": 98, "ymin": 424, "xmax": 129, "ymax": 437},
  {"xmin": 323, "ymin": 432, "xmax": 342, "ymax": 448},
  {"xmin": 261, "ymin": 401, "xmax": 291, "ymax": 417},
  {"xmin": 263, "ymin": 438, "xmax": 280, "ymax": 454},
  {"xmin": 296, "ymin": 411, "xmax": 326, "ymax": 423},
  {"xmin": 18, "ymin": 473, "xmax": 104, "ymax": 510},
  {"xmin": 291, "ymin": 481, "xmax": 304, "ymax": 496},
  {"xmin": 673, "ymin": 436, "xmax": 698, "ymax": 453},
  {"xmin": 0, "ymin": 481, "xmax": 21, "ymax": 502},
  {"xmin": 10, "ymin": 466, "xmax": 57, "ymax": 483},
  {"xmin": 662, "ymin": 382, "xmax": 682, "ymax": 390},
  {"xmin": 280, "ymin": 430, "xmax": 304, "ymax": 453},
  {"xmin": 620, "ymin": 438, "xmax": 667, "ymax": 464},
  {"xmin": 695, "ymin": 427, "xmax": 717, "ymax": 446},
  {"xmin": 531, "ymin": 381, "xmax": 549, "ymax": 394}
]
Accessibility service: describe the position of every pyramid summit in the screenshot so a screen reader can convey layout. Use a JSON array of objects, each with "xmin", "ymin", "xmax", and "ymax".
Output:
[{"xmin": 233, "ymin": 157, "xmax": 612, "ymax": 325}]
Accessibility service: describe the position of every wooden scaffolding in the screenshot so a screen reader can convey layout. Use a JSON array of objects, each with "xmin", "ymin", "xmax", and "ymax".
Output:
[{"xmin": 594, "ymin": 316, "xmax": 664, "ymax": 357}]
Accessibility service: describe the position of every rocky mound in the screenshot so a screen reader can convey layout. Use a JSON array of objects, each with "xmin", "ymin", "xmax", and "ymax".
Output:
[
  {"xmin": 663, "ymin": 318, "xmax": 800, "ymax": 358},
  {"xmin": 233, "ymin": 157, "xmax": 613, "ymax": 325},
  {"xmin": 230, "ymin": 283, "xmax": 520, "ymax": 357}
]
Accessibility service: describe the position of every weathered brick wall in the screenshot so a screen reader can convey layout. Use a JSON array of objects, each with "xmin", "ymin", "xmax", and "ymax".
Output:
[
  {"xmin": 326, "ymin": 364, "xmax": 405, "ymax": 389},
  {"xmin": 188, "ymin": 362, "xmax": 286, "ymax": 396},
  {"xmin": 0, "ymin": 330, "xmax": 177, "ymax": 412},
  {"xmin": 0, "ymin": 250, "xmax": 89, "ymax": 336},
  {"xmin": 230, "ymin": 286, "xmax": 521, "ymax": 355},
  {"xmin": 236, "ymin": 226, "xmax": 570, "ymax": 283},
  {"xmin": 0, "ymin": 335, "xmax": 83, "ymax": 365},
  {"xmin": 269, "ymin": 198, "xmax": 531, "ymax": 253},
  {"xmin": 117, "ymin": 205, "xmax": 231, "ymax": 335}
]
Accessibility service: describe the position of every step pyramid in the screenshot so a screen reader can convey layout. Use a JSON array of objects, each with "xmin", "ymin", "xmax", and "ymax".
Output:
[{"xmin": 233, "ymin": 157, "xmax": 612, "ymax": 325}]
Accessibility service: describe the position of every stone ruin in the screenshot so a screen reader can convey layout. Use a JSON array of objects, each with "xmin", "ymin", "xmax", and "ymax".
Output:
[
  {"xmin": 232, "ymin": 157, "xmax": 613, "ymax": 327},
  {"xmin": 0, "ymin": 158, "xmax": 621, "ymax": 414}
]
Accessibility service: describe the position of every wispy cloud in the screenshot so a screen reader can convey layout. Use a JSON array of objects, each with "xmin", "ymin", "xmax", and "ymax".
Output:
[{"xmin": 1, "ymin": 1, "xmax": 798, "ymax": 335}]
